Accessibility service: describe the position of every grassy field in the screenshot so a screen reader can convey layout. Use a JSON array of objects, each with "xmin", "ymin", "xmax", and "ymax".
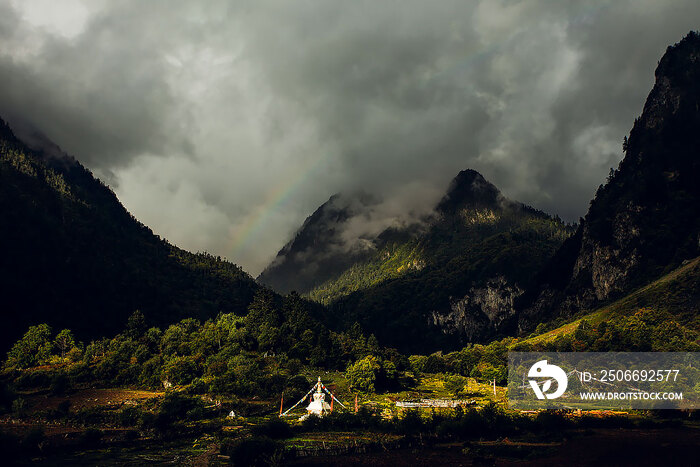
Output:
[
  {"xmin": 284, "ymin": 370, "xmax": 507, "ymax": 421},
  {"xmin": 3, "ymin": 368, "xmax": 699, "ymax": 465}
]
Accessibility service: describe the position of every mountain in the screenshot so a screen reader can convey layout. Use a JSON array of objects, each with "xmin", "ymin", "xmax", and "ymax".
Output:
[
  {"xmin": 517, "ymin": 31, "xmax": 700, "ymax": 332},
  {"xmin": 0, "ymin": 118, "xmax": 260, "ymax": 349},
  {"xmin": 257, "ymin": 191, "xmax": 381, "ymax": 294},
  {"xmin": 518, "ymin": 256, "xmax": 700, "ymax": 350},
  {"xmin": 263, "ymin": 169, "xmax": 572, "ymax": 354}
]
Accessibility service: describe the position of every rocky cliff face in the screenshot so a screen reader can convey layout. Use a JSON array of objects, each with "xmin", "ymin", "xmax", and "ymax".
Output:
[
  {"xmin": 320, "ymin": 170, "xmax": 570, "ymax": 353},
  {"xmin": 518, "ymin": 32, "xmax": 700, "ymax": 331},
  {"xmin": 431, "ymin": 276, "xmax": 522, "ymax": 341}
]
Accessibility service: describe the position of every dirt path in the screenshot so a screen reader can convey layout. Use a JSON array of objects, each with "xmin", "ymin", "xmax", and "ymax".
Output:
[{"xmin": 20, "ymin": 387, "xmax": 163, "ymax": 412}]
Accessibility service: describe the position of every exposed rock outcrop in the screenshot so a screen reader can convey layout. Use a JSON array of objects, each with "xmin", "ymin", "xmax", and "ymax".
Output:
[
  {"xmin": 432, "ymin": 276, "xmax": 523, "ymax": 341},
  {"xmin": 518, "ymin": 32, "xmax": 700, "ymax": 331}
]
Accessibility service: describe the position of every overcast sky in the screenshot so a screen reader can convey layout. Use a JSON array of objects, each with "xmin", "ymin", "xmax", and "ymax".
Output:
[{"xmin": 1, "ymin": 0, "xmax": 699, "ymax": 275}]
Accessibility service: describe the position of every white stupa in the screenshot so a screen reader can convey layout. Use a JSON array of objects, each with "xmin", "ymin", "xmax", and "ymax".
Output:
[
  {"xmin": 306, "ymin": 377, "xmax": 331, "ymax": 416},
  {"xmin": 279, "ymin": 376, "xmax": 345, "ymax": 419}
]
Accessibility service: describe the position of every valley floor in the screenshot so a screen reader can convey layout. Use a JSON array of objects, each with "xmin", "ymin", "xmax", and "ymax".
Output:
[
  {"xmin": 287, "ymin": 427, "xmax": 700, "ymax": 467},
  {"xmin": 13, "ymin": 425, "xmax": 700, "ymax": 466}
]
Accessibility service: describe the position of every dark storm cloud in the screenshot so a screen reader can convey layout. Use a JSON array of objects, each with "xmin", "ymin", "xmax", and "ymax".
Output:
[
  {"xmin": 0, "ymin": 1, "xmax": 189, "ymax": 170},
  {"xmin": 0, "ymin": 0, "xmax": 698, "ymax": 274}
]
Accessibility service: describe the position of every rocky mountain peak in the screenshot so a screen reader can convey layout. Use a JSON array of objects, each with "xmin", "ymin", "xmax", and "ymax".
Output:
[
  {"xmin": 436, "ymin": 169, "xmax": 502, "ymax": 214},
  {"xmin": 257, "ymin": 191, "xmax": 379, "ymax": 294}
]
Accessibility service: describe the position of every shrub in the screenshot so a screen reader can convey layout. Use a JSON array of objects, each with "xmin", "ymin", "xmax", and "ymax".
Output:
[
  {"xmin": 186, "ymin": 378, "xmax": 208, "ymax": 395},
  {"xmin": 284, "ymin": 375, "xmax": 310, "ymax": 402},
  {"xmin": 138, "ymin": 356, "xmax": 163, "ymax": 388},
  {"xmin": 118, "ymin": 406, "xmax": 141, "ymax": 427},
  {"xmin": 23, "ymin": 428, "xmax": 45, "ymax": 452},
  {"xmin": 66, "ymin": 347, "xmax": 83, "ymax": 363},
  {"xmin": 15, "ymin": 370, "xmax": 51, "ymax": 390},
  {"xmin": 535, "ymin": 411, "xmax": 572, "ymax": 431},
  {"xmin": 67, "ymin": 362, "xmax": 93, "ymax": 383},
  {"xmin": 396, "ymin": 409, "xmax": 424, "ymax": 434},
  {"xmin": 409, "ymin": 355, "xmax": 428, "ymax": 373},
  {"xmin": 162, "ymin": 355, "xmax": 201, "ymax": 386},
  {"xmin": 5, "ymin": 324, "xmax": 53, "ymax": 369},
  {"xmin": 11, "ymin": 398, "xmax": 27, "ymax": 417},
  {"xmin": 423, "ymin": 354, "xmax": 447, "ymax": 374},
  {"xmin": 74, "ymin": 407, "xmax": 108, "ymax": 425},
  {"xmin": 444, "ymin": 374, "xmax": 468, "ymax": 397},
  {"xmin": 152, "ymin": 393, "xmax": 206, "ymax": 432}
]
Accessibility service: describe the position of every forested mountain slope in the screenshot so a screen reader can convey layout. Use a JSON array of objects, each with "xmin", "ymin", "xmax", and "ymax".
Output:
[
  {"xmin": 315, "ymin": 170, "xmax": 572, "ymax": 354},
  {"xmin": 257, "ymin": 192, "xmax": 381, "ymax": 294},
  {"xmin": 515, "ymin": 256, "xmax": 700, "ymax": 352},
  {"xmin": 517, "ymin": 32, "xmax": 700, "ymax": 332},
  {"xmin": 0, "ymin": 118, "xmax": 260, "ymax": 349}
]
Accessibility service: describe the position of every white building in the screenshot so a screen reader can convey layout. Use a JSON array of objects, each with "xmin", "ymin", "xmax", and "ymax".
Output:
[{"xmin": 306, "ymin": 380, "xmax": 332, "ymax": 416}]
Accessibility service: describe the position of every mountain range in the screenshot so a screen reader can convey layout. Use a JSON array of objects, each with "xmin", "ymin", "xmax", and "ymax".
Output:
[
  {"xmin": 1, "ymin": 32, "xmax": 699, "ymax": 356},
  {"xmin": 260, "ymin": 32, "xmax": 700, "ymax": 353},
  {"xmin": 260, "ymin": 170, "xmax": 572, "ymax": 353}
]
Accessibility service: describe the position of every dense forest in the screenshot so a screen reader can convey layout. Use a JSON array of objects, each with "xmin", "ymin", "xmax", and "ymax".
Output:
[
  {"xmin": 322, "ymin": 189, "xmax": 573, "ymax": 353},
  {"xmin": 5, "ymin": 250, "xmax": 698, "ymax": 404},
  {"xmin": 1, "ymin": 255, "xmax": 698, "ymax": 463},
  {"xmin": 0, "ymin": 118, "xmax": 260, "ymax": 350}
]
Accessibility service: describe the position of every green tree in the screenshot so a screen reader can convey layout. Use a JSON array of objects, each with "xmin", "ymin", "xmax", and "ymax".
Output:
[
  {"xmin": 444, "ymin": 374, "xmax": 468, "ymax": 397},
  {"xmin": 409, "ymin": 355, "xmax": 428, "ymax": 373},
  {"xmin": 471, "ymin": 361, "xmax": 507, "ymax": 385},
  {"xmin": 5, "ymin": 324, "xmax": 53, "ymax": 368},
  {"xmin": 423, "ymin": 354, "xmax": 446, "ymax": 374},
  {"xmin": 126, "ymin": 310, "xmax": 147, "ymax": 339},
  {"xmin": 54, "ymin": 329, "xmax": 76, "ymax": 360},
  {"xmin": 346, "ymin": 355, "xmax": 381, "ymax": 393},
  {"xmin": 162, "ymin": 355, "xmax": 201, "ymax": 386}
]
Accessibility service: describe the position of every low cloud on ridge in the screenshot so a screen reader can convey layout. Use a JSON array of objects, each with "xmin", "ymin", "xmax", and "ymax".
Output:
[{"xmin": 1, "ymin": 0, "xmax": 699, "ymax": 274}]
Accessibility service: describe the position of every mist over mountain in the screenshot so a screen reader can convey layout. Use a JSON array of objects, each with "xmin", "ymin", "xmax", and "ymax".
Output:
[
  {"xmin": 3, "ymin": 32, "xmax": 699, "ymax": 357},
  {"xmin": 0, "ymin": 6, "xmax": 700, "ymax": 463},
  {"xmin": 257, "ymin": 33, "xmax": 700, "ymax": 354},
  {"xmin": 517, "ymin": 32, "xmax": 700, "ymax": 331},
  {"xmin": 262, "ymin": 168, "xmax": 571, "ymax": 353},
  {"xmin": 257, "ymin": 191, "xmax": 383, "ymax": 294},
  {"xmin": 2, "ymin": 2, "xmax": 699, "ymax": 276}
]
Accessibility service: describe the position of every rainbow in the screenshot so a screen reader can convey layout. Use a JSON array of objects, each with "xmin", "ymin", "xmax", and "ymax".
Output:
[
  {"xmin": 227, "ymin": 152, "xmax": 327, "ymax": 260},
  {"xmin": 226, "ymin": 1, "xmax": 612, "ymax": 263}
]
